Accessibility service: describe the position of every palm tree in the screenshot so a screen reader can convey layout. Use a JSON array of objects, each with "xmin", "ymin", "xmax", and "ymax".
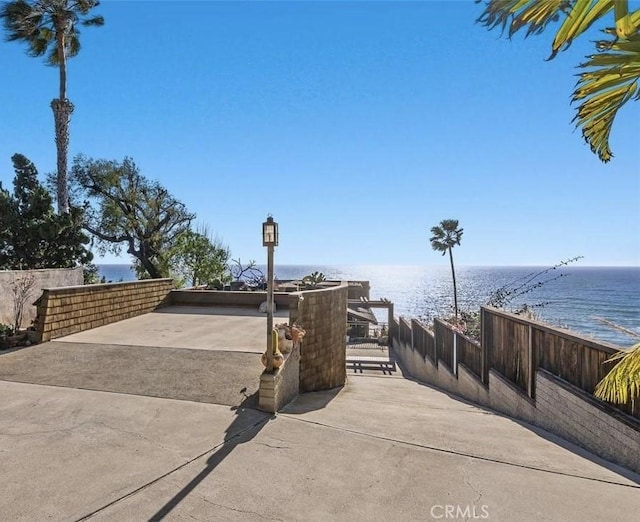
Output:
[
  {"xmin": 1, "ymin": 0, "xmax": 104, "ymax": 213},
  {"xmin": 477, "ymin": 0, "xmax": 640, "ymax": 163},
  {"xmin": 594, "ymin": 343, "xmax": 640, "ymax": 410},
  {"xmin": 594, "ymin": 319, "xmax": 640, "ymax": 413},
  {"xmin": 430, "ymin": 219, "xmax": 464, "ymax": 320}
]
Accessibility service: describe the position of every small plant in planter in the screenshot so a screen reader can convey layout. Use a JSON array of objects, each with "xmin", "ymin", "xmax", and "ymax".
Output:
[
  {"xmin": 261, "ymin": 323, "xmax": 306, "ymax": 368},
  {"xmin": 302, "ymin": 271, "xmax": 326, "ymax": 290}
]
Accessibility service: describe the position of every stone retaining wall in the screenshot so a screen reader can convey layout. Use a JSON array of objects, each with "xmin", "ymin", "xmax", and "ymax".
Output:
[
  {"xmin": 169, "ymin": 289, "xmax": 293, "ymax": 309},
  {"xmin": 393, "ymin": 337, "xmax": 640, "ymax": 473},
  {"xmin": 35, "ymin": 279, "xmax": 173, "ymax": 342}
]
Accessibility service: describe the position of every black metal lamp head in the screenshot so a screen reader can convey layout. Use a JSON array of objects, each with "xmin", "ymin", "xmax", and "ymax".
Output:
[{"xmin": 262, "ymin": 215, "xmax": 278, "ymax": 247}]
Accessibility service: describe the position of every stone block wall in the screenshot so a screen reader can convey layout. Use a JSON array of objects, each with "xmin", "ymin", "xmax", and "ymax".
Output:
[
  {"xmin": 393, "ymin": 336, "xmax": 640, "ymax": 473},
  {"xmin": 259, "ymin": 342, "xmax": 301, "ymax": 413},
  {"xmin": 293, "ymin": 283, "xmax": 348, "ymax": 393},
  {"xmin": 170, "ymin": 289, "xmax": 293, "ymax": 309},
  {"xmin": 35, "ymin": 279, "xmax": 173, "ymax": 341},
  {"xmin": 0, "ymin": 267, "xmax": 83, "ymax": 329},
  {"xmin": 535, "ymin": 370, "xmax": 640, "ymax": 473}
]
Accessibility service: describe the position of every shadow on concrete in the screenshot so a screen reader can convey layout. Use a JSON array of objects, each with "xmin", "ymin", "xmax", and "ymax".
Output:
[
  {"xmin": 0, "ymin": 344, "xmax": 33, "ymax": 356},
  {"xmin": 393, "ymin": 351, "xmax": 640, "ymax": 486},
  {"xmin": 148, "ymin": 390, "xmax": 273, "ymax": 521},
  {"xmin": 280, "ymin": 386, "xmax": 344, "ymax": 414},
  {"xmin": 0, "ymin": 342, "xmax": 262, "ymax": 408}
]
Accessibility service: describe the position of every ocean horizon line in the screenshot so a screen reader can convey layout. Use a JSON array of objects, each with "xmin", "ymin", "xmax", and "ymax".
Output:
[{"xmin": 95, "ymin": 262, "xmax": 640, "ymax": 269}]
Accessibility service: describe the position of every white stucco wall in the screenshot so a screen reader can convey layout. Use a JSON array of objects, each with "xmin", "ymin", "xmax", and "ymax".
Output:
[{"xmin": 0, "ymin": 267, "xmax": 83, "ymax": 329}]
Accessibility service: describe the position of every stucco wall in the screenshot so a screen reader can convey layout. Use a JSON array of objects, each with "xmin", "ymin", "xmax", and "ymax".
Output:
[
  {"xmin": 35, "ymin": 279, "xmax": 173, "ymax": 342},
  {"xmin": 0, "ymin": 268, "xmax": 83, "ymax": 329}
]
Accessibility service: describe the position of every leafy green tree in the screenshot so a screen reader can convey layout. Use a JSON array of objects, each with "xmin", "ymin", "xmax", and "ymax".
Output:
[
  {"xmin": 168, "ymin": 226, "xmax": 230, "ymax": 288},
  {"xmin": 70, "ymin": 155, "xmax": 194, "ymax": 279},
  {"xmin": 1, "ymin": 0, "xmax": 104, "ymax": 213},
  {"xmin": 0, "ymin": 153, "xmax": 92, "ymax": 269},
  {"xmin": 430, "ymin": 219, "xmax": 464, "ymax": 320},
  {"xmin": 476, "ymin": 1, "xmax": 640, "ymax": 162}
]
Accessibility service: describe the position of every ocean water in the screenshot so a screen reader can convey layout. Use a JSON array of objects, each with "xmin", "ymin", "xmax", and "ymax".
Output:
[{"xmin": 97, "ymin": 264, "xmax": 639, "ymax": 348}]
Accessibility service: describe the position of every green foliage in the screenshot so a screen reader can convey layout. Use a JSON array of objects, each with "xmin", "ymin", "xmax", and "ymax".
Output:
[
  {"xmin": 429, "ymin": 219, "xmax": 463, "ymax": 255},
  {"xmin": 168, "ymin": 226, "xmax": 230, "ymax": 288},
  {"xmin": 82, "ymin": 262, "xmax": 106, "ymax": 284},
  {"xmin": 595, "ymin": 342, "xmax": 640, "ymax": 405},
  {"xmin": 476, "ymin": 0, "xmax": 640, "ymax": 162},
  {"xmin": 302, "ymin": 271, "xmax": 327, "ymax": 289},
  {"xmin": 70, "ymin": 155, "xmax": 194, "ymax": 279},
  {"xmin": 0, "ymin": 153, "xmax": 92, "ymax": 269},
  {"xmin": 594, "ymin": 319, "xmax": 640, "ymax": 406},
  {"xmin": 430, "ymin": 219, "xmax": 463, "ymax": 319},
  {"xmin": 1, "ymin": 1, "xmax": 104, "ymax": 212},
  {"xmin": 0, "ymin": 0, "xmax": 104, "ymax": 65},
  {"xmin": 0, "ymin": 324, "xmax": 14, "ymax": 336}
]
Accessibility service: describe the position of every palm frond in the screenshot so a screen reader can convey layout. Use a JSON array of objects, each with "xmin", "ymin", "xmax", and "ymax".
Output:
[
  {"xmin": 1, "ymin": 0, "xmax": 102, "ymax": 65},
  {"xmin": 81, "ymin": 15, "xmax": 103, "ymax": 27},
  {"xmin": 594, "ymin": 342, "xmax": 640, "ymax": 404},
  {"xmin": 572, "ymin": 33, "xmax": 640, "ymax": 162},
  {"xmin": 550, "ymin": 0, "xmax": 614, "ymax": 59},
  {"xmin": 476, "ymin": 1, "xmax": 622, "ymax": 58},
  {"xmin": 66, "ymin": 32, "xmax": 81, "ymax": 58},
  {"xmin": 476, "ymin": 0, "xmax": 572, "ymax": 38},
  {"xmin": 430, "ymin": 220, "xmax": 463, "ymax": 253},
  {"xmin": 28, "ymin": 33, "xmax": 49, "ymax": 57}
]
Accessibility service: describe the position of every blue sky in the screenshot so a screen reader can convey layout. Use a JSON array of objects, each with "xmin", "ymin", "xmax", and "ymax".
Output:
[{"xmin": 1, "ymin": 0, "xmax": 638, "ymax": 266}]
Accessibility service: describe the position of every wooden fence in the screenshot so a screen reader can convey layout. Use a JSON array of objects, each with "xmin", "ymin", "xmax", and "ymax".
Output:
[
  {"xmin": 434, "ymin": 319, "xmax": 455, "ymax": 372},
  {"xmin": 411, "ymin": 319, "xmax": 436, "ymax": 363},
  {"xmin": 456, "ymin": 331, "xmax": 483, "ymax": 379},
  {"xmin": 394, "ymin": 306, "xmax": 638, "ymax": 419}
]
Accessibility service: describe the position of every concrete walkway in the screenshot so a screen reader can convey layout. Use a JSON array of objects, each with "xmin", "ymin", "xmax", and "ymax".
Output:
[
  {"xmin": 1, "ymin": 306, "xmax": 639, "ymax": 520},
  {"xmin": 57, "ymin": 306, "xmax": 290, "ymax": 352},
  {"xmin": 0, "ymin": 306, "xmax": 285, "ymax": 408},
  {"xmin": 0, "ymin": 375, "xmax": 638, "ymax": 521}
]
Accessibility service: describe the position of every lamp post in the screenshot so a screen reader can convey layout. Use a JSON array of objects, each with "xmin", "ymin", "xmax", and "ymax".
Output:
[{"xmin": 262, "ymin": 215, "xmax": 278, "ymax": 372}]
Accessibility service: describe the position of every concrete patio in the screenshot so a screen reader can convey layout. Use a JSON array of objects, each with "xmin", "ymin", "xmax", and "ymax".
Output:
[{"xmin": 1, "ymin": 306, "xmax": 638, "ymax": 521}]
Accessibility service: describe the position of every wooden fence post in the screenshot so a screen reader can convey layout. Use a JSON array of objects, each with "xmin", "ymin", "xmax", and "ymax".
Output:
[
  {"xmin": 453, "ymin": 332, "xmax": 458, "ymax": 376},
  {"xmin": 527, "ymin": 324, "xmax": 535, "ymax": 399},
  {"xmin": 410, "ymin": 320, "xmax": 414, "ymax": 352},
  {"xmin": 481, "ymin": 307, "xmax": 490, "ymax": 385}
]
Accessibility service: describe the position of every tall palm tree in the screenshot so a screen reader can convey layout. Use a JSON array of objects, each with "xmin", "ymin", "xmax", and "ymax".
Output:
[
  {"xmin": 477, "ymin": 0, "xmax": 640, "ymax": 163},
  {"xmin": 1, "ymin": 0, "xmax": 104, "ymax": 213},
  {"xmin": 430, "ymin": 219, "xmax": 464, "ymax": 320}
]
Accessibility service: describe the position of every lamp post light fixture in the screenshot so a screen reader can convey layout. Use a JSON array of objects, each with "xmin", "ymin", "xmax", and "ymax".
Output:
[{"xmin": 263, "ymin": 215, "xmax": 278, "ymax": 372}]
